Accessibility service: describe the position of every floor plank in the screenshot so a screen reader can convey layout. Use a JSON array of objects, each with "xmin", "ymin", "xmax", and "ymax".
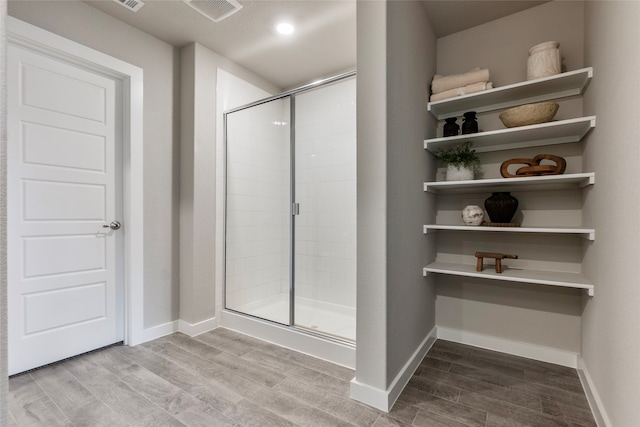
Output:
[
  {"xmin": 397, "ymin": 386, "xmax": 488, "ymax": 427},
  {"xmin": 413, "ymin": 409, "xmax": 473, "ymax": 427},
  {"xmin": 29, "ymin": 364, "xmax": 98, "ymax": 413},
  {"xmin": 63, "ymin": 357, "xmax": 184, "ymax": 425},
  {"xmin": 273, "ymin": 376, "xmax": 381, "ymax": 426},
  {"xmin": 418, "ymin": 365, "xmax": 543, "ymax": 412},
  {"xmin": 119, "ymin": 364, "xmax": 236, "ymax": 426},
  {"xmin": 7, "ymin": 331, "xmax": 596, "ymax": 427},
  {"xmin": 8, "ymin": 374, "xmax": 72, "ymax": 427}
]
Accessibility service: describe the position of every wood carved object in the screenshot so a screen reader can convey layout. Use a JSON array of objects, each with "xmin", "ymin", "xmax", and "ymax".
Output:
[
  {"xmin": 475, "ymin": 252, "xmax": 519, "ymax": 274},
  {"xmin": 500, "ymin": 154, "xmax": 566, "ymax": 178}
]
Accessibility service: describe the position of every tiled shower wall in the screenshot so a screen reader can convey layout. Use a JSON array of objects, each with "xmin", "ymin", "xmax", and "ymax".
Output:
[
  {"xmin": 294, "ymin": 78, "xmax": 357, "ymax": 308},
  {"xmin": 222, "ymin": 72, "xmax": 356, "ymax": 311}
]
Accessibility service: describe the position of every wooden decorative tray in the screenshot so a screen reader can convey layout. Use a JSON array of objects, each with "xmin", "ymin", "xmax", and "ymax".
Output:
[{"xmin": 481, "ymin": 222, "xmax": 521, "ymax": 227}]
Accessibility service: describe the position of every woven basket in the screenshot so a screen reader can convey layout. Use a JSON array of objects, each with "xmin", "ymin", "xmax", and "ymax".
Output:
[{"xmin": 499, "ymin": 101, "xmax": 559, "ymax": 128}]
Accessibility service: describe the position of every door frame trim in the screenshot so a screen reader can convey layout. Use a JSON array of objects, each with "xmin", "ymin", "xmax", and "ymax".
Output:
[{"xmin": 7, "ymin": 16, "xmax": 145, "ymax": 345}]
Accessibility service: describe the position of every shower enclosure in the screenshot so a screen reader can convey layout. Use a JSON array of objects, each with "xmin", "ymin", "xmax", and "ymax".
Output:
[{"xmin": 224, "ymin": 73, "xmax": 356, "ymax": 342}]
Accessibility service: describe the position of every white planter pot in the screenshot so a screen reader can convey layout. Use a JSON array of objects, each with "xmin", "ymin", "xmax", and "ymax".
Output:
[
  {"xmin": 527, "ymin": 41, "xmax": 561, "ymax": 80},
  {"xmin": 446, "ymin": 164, "xmax": 474, "ymax": 181}
]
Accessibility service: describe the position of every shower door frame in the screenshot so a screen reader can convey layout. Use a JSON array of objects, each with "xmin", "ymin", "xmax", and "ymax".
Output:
[{"xmin": 223, "ymin": 70, "xmax": 356, "ymax": 338}]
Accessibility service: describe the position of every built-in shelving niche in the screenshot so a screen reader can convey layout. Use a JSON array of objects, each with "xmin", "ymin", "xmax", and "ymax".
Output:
[{"xmin": 423, "ymin": 67, "xmax": 595, "ymax": 296}]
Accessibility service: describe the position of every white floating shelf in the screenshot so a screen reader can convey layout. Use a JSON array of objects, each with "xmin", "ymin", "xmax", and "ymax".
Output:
[
  {"xmin": 423, "ymin": 261, "xmax": 594, "ymax": 296},
  {"xmin": 427, "ymin": 67, "xmax": 593, "ymax": 119},
  {"xmin": 424, "ymin": 172, "xmax": 595, "ymax": 194},
  {"xmin": 423, "ymin": 224, "xmax": 595, "ymax": 240},
  {"xmin": 424, "ymin": 116, "xmax": 595, "ymax": 153}
]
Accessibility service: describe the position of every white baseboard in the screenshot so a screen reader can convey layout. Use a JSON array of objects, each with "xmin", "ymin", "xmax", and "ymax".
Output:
[
  {"xmin": 350, "ymin": 325, "xmax": 437, "ymax": 412},
  {"xmin": 437, "ymin": 327, "xmax": 578, "ymax": 368},
  {"xmin": 387, "ymin": 325, "xmax": 438, "ymax": 409},
  {"xmin": 131, "ymin": 317, "xmax": 218, "ymax": 346},
  {"xmin": 578, "ymin": 356, "xmax": 610, "ymax": 427},
  {"xmin": 178, "ymin": 317, "xmax": 218, "ymax": 337},
  {"xmin": 133, "ymin": 320, "xmax": 178, "ymax": 345}
]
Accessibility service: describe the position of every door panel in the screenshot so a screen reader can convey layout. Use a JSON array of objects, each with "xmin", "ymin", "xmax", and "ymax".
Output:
[
  {"xmin": 22, "ymin": 121, "xmax": 107, "ymax": 172},
  {"xmin": 21, "ymin": 62, "xmax": 107, "ymax": 122},
  {"xmin": 293, "ymin": 78, "xmax": 357, "ymax": 341},
  {"xmin": 225, "ymin": 97, "xmax": 292, "ymax": 325},
  {"xmin": 23, "ymin": 235, "xmax": 106, "ymax": 277},
  {"xmin": 23, "ymin": 180, "xmax": 106, "ymax": 220},
  {"xmin": 24, "ymin": 282, "xmax": 107, "ymax": 334},
  {"xmin": 8, "ymin": 44, "xmax": 123, "ymax": 375}
]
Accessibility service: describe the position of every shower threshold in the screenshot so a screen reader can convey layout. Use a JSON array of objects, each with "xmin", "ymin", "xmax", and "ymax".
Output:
[{"xmin": 232, "ymin": 294, "xmax": 356, "ymax": 342}]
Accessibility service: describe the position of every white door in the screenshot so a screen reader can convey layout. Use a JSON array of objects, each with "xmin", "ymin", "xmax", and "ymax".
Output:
[{"xmin": 7, "ymin": 44, "xmax": 124, "ymax": 375}]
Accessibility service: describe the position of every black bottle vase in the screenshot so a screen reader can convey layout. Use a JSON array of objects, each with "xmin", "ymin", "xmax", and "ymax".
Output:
[
  {"xmin": 461, "ymin": 111, "xmax": 478, "ymax": 135},
  {"xmin": 443, "ymin": 117, "xmax": 460, "ymax": 137},
  {"xmin": 484, "ymin": 192, "xmax": 518, "ymax": 223}
]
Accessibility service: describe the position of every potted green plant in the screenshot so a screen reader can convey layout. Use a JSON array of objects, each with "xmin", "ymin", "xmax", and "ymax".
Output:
[{"xmin": 433, "ymin": 141, "xmax": 480, "ymax": 181}]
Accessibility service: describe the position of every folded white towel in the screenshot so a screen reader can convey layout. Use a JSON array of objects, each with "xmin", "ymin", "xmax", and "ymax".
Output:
[
  {"xmin": 431, "ymin": 68, "xmax": 490, "ymax": 94},
  {"xmin": 430, "ymin": 81, "xmax": 494, "ymax": 102}
]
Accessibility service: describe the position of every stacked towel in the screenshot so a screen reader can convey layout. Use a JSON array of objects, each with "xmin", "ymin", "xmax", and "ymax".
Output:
[
  {"xmin": 430, "ymin": 68, "xmax": 492, "ymax": 101},
  {"xmin": 430, "ymin": 82, "xmax": 494, "ymax": 102}
]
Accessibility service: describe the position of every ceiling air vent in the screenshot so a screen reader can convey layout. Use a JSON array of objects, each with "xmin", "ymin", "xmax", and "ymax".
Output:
[
  {"xmin": 112, "ymin": 0, "xmax": 145, "ymax": 12},
  {"xmin": 183, "ymin": 0, "xmax": 243, "ymax": 23}
]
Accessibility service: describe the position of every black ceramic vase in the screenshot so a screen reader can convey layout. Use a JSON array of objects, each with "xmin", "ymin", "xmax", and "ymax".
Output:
[
  {"xmin": 484, "ymin": 192, "xmax": 518, "ymax": 223},
  {"xmin": 461, "ymin": 111, "xmax": 478, "ymax": 135},
  {"xmin": 443, "ymin": 117, "xmax": 460, "ymax": 137}
]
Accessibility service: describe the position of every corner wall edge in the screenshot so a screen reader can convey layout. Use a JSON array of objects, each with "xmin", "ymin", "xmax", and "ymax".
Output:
[
  {"xmin": 350, "ymin": 325, "xmax": 437, "ymax": 412},
  {"xmin": 577, "ymin": 356, "xmax": 611, "ymax": 427}
]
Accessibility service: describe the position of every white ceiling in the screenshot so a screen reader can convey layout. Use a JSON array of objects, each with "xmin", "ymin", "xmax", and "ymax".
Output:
[
  {"xmin": 84, "ymin": 0, "xmax": 357, "ymax": 89},
  {"xmin": 83, "ymin": 0, "xmax": 547, "ymax": 89}
]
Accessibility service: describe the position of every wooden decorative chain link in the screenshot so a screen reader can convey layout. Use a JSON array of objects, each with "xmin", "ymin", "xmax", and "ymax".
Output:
[{"xmin": 500, "ymin": 154, "xmax": 566, "ymax": 178}]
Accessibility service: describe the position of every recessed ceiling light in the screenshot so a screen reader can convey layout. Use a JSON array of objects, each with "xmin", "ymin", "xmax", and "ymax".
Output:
[{"xmin": 276, "ymin": 22, "xmax": 295, "ymax": 35}]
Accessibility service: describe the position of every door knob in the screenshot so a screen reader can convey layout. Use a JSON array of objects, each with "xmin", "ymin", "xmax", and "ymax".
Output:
[{"xmin": 103, "ymin": 221, "xmax": 121, "ymax": 230}]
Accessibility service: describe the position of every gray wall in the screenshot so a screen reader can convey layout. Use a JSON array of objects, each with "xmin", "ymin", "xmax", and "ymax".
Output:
[
  {"xmin": 355, "ymin": 0, "xmax": 437, "ymax": 392},
  {"xmin": 355, "ymin": 0, "xmax": 388, "ymax": 390},
  {"xmin": 433, "ymin": 1, "xmax": 586, "ymax": 353},
  {"xmin": 180, "ymin": 42, "xmax": 279, "ymax": 325},
  {"xmin": 436, "ymin": 2, "xmax": 584, "ymax": 88},
  {"xmin": 8, "ymin": 0, "xmax": 181, "ymax": 328},
  {"xmin": 582, "ymin": 1, "xmax": 640, "ymax": 423},
  {"xmin": 0, "ymin": 2, "xmax": 8, "ymax": 425},
  {"xmin": 385, "ymin": 0, "xmax": 437, "ymax": 383},
  {"xmin": 179, "ymin": 43, "xmax": 203, "ymax": 325}
]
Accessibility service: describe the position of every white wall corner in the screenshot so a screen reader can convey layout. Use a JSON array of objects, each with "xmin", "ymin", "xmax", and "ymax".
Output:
[
  {"xmin": 132, "ymin": 320, "xmax": 178, "ymax": 346},
  {"xmin": 349, "ymin": 379, "xmax": 391, "ymax": 412},
  {"xmin": 350, "ymin": 326, "xmax": 437, "ymax": 412},
  {"xmin": 577, "ymin": 356, "xmax": 611, "ymax": 427},
  {"xmin": 178, "ymin": 317, "xmax": 218, "ymax": 337},
  {"xmin": 437, "ymin": 326, "xmax": 579, "ymax": 368}
]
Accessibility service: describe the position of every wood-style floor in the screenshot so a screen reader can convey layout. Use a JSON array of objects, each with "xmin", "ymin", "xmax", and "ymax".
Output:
[{"xmin": 8, "ymin": 328, "xmax": 596, "ymax": 426}]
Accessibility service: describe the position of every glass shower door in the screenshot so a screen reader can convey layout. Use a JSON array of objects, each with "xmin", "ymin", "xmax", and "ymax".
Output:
[
  {"xmin": 225, "ymin": 97, "xmax": 291, "ymax": 325},
  {"xmin": 293, "ymin": 77, "xmax": 357, "ymax": 341}
]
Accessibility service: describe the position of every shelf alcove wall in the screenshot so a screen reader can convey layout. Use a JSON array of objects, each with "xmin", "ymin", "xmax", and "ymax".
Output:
[
  {"xmin": 580, "ymin": 2, "xmax": 640, "ymax": 424},
  {"xmin": 427, "ymin": 1, "xmax": 587, "ymax": 357}
]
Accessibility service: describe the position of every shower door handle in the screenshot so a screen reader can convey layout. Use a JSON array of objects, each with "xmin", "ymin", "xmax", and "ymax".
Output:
[{"xmin": 292, "ymin": 203, "xmax": 300, "ymax": 216}]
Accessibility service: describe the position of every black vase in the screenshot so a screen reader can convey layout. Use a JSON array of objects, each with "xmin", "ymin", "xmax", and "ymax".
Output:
[
  {"xmin": 443, "ymin": 117, "xmax": 460, "ymax": 137},
  {"xmin": 485, "ymin": 192, "xmax": 518, "ymax": 223},
  {"xmin": 461, "ymin": 111, "xmax": 478, "ymax": 135}
]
